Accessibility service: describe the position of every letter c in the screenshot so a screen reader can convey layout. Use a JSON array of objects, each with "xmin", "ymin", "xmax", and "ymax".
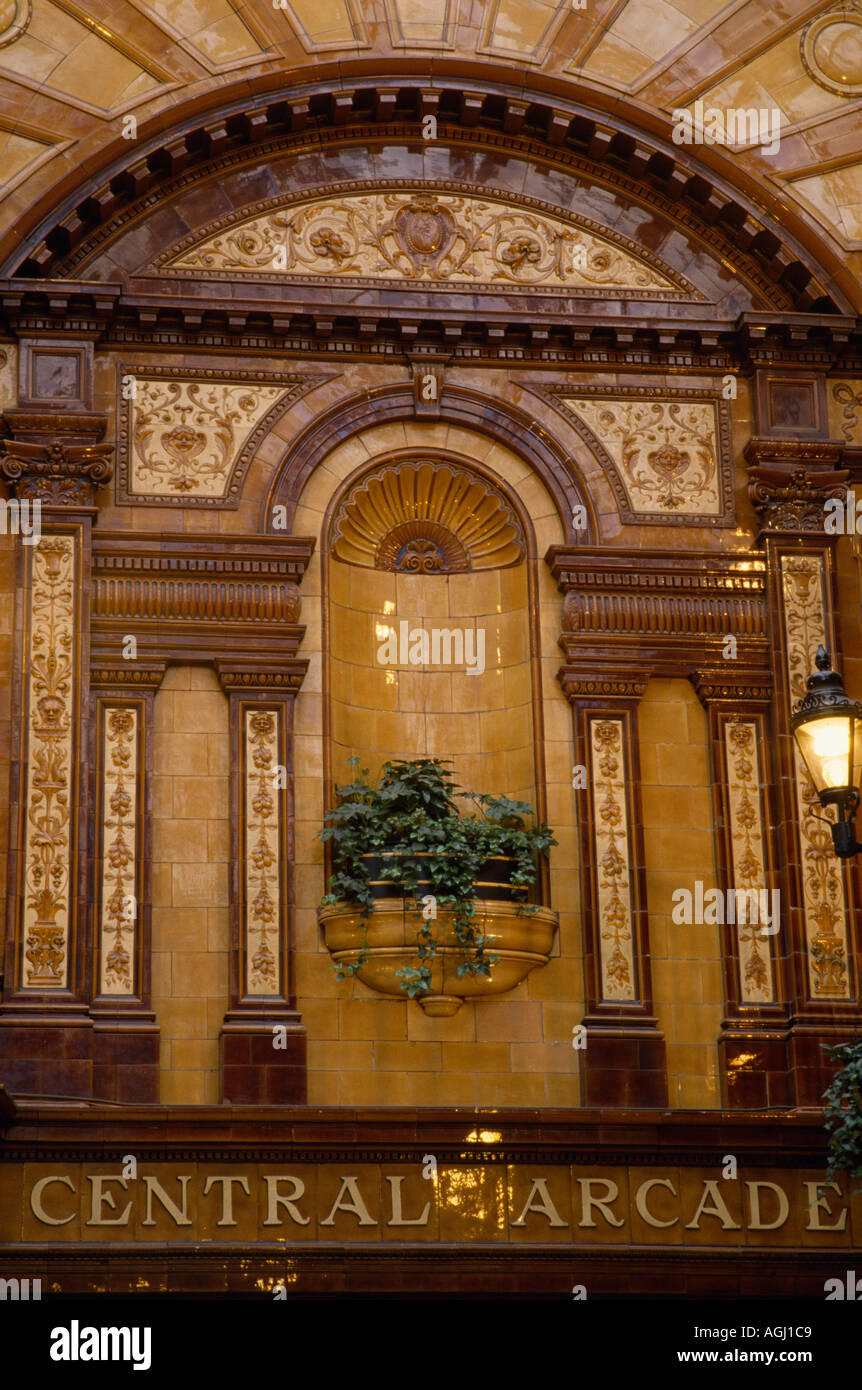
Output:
[
  {"xmin": 30, "ymin": 1175, "xmax": 76, "ymax": 1225},
  {"xmin": 635, "ymin": 1177, "xmax": 679, "ymax": 1228}
]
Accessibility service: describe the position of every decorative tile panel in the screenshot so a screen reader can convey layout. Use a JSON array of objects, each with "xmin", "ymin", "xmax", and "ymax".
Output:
[
  {"xmin": 553, "ymin": 386, "xmax": 731, "ymax": 523},
  {"xmin": 588, "ymin": 717, "xmax": 636, "ymax": 1002},
  {"xmin": 723, "ymin": 718, "xmax": 775, "ymax": 1004},
  {"xmin": 98, "ymin": 706, "xmax": 139, "ymax": 996},
  {"xmin": 245, "ymin": 708, "xmax": 281, "ymax": 997},
  {"xmin": 828, "ymin": 379, "xmax": 862, "ymax": 445},
  {"xmin": 117, "ymin": 367, "xmax": 326, "ymax": 505},
  {"xmin": 21, "ymin": 534, "xmax": 77, "ymax": 989},
  {"xmin": 159, "ymin": 187, "xmax": 694, "ymax": 298},
  {"xmin": 780, "ymin": 553, "xmax": 850, "ymax": 999}
]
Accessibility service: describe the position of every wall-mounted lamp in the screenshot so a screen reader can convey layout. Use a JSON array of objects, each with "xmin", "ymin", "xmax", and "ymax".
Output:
[{"xmin": 790, "ymin": 645, "xmax": 862, "ymax": 858}]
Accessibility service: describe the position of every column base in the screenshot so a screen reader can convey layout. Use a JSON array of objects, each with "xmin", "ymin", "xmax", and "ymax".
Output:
[
  {"xmin": 718, "ymin": 1025, "xmax": 792, "ymax": 1108},
  {"xmin": 220, "ymin": 1014, "xmax": 307, "ymax": 1104},
  {"xmin": 92, "ymin": 1016, "xmax": 159, "ymax": 1103},
  {"xmin": 788, "ymin": 1020, "xmax": 853, "ymax": 1106},
  {"xmin": 0, "ymin": 1007, "xmax": 93, "ymax": 1099},
  {"xmin": 578, "ymin": 1019, "xmax": 668, "ymax": 1106}
]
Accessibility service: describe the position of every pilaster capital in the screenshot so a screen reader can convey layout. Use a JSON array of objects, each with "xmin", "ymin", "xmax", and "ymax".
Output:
[
  {"xmin": 744, "ymin": 438, "xmax": 847, "ymax": 534},
  {"xmin": 0, "ymin": 410, "xmax": 113, "ymax": 506}
]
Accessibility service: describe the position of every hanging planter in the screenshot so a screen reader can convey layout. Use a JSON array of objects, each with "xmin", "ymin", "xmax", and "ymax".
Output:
[
  {"xmin": 317, "ymin": 758, "xmax": 558, "ymax": 1013},
  {"xmin": 320, "ymin": 897, "xmax": 558, "ymax": 1016}
]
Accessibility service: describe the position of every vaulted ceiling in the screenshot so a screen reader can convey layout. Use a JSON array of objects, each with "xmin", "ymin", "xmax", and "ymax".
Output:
[{"xmin": 0, "ymin": 0, "xmax": 860, "ymax": 304}]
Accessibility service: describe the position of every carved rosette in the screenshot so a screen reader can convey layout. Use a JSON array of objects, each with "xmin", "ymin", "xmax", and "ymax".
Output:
[
  {"xmin": 780, "ymin": 554, "xmax": 849, "ymax": 998},
  {"xmin": 98, "ymin": 707, "xmax": 138, "ymax": 996},
  {"xmin": 589, "ymin": 718, "xmax": 636, "ymax": 1001},
  {"xmin": 723, "ymin": 720, "xmax": 775, "ymax": 1004},
  {"xmin": 21, "ymin": 536, "xmax": 77, "ymax": 989},
  {"xmin": 245, "ymin": 709, "xmax": 281, "ymax": 997}
]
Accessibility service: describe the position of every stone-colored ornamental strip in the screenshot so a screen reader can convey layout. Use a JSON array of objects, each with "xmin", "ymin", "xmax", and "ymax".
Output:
[
  {"xmin": 780, "ymin": 553, "xmax": 849, "ymax": 999},
  {"xmin": 160, "ymin": 188, "xmax": 687, "ymax": 295},
  {"xmin": 98, "ymin": 707, "xmax": 138, "ymax": 996},
  {"xmin": 22, "ymin": 535, "xmax": 77, "ymax": 990},
  {"xmin": 723, "ymin": 719, "xmax": 775, "ymax": 1004},
  {"xmin": 588, "ymin": 717, "xmax": 636, "ymax": 1001},
  {"xmin": 245, "ymin": 708, "xmax": 281, "ymax": 997}
]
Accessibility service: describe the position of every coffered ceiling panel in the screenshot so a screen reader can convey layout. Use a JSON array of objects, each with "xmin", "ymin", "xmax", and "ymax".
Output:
[
  {"xmin": 386, "ymin": 0, "xmax": 454, "ymax": 47},
  {"xmin": 273, "ymin": 0, "xmax": 363, "ymax": 48},
  {"xmin": 582, "ymin": 0, "xmax": 726, "ymax": 86},
  {"xmin": 479, "ymin": 0, "xmax": 566, "ymax": 59},
  {"xmin": 133, "ymin": 0, "xmax": 266, "ymax": 66},
  {"xmin": 0, "ymin": 0, "xmax": 166, "ymax": 111}
]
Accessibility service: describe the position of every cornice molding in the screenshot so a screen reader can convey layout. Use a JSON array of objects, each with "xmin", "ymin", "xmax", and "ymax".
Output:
[
  {"xmin": 691, "ymin": 669, "xmax": 774, "ymax": 707},
  {"xmin": 1, "ymin": 284, "xmax": 860, "ymax": 370},
  {"xmin": 548, "ymin": 546, "xmax": 770, "ymax": 690},
  {"xmin": 90, "ymin": 533, "xmax": 314, "ymax": 680},
  {"xmin": 559, "ymin": 673, "xmax": 649, "ymax": 703}
]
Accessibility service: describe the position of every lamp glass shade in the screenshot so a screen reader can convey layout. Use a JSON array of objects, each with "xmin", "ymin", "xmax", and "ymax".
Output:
[{"xmin": 793, "ymin": 710, "xmax": 862, "ymax": 797}]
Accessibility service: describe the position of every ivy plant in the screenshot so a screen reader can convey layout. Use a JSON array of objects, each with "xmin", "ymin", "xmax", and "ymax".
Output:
[
  {"xmin": 822, "ymin": 1040, "xmax": 862, "ymax": 1190},
  {"xmin": 319, "ymin": 757, "xmax": 555, "ymax": 999}
]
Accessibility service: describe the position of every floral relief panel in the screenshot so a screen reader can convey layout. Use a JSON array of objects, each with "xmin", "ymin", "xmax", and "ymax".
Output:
[
  {"xmin": 98, "ymin": 706, "xmax": 138, "ymax": 996},
  {"xmin": 551, "ymin": 386, "xmax": 732, "ymax": 524},
  {"xmin": 245, "ymin": 708, "xmax": 281, "ymax": 998},
  {"xmin": 159, "ymin": 187, "xmax": 695, "ymax": 298},
  {"xmin": 589, "ymin": 717, "xmax": 636, "ymax": 1002},
  {"xmin": 22, "ymin": 534, "xmax": 77, "ymax": 990},
  {"xmin": 780, "ymin": 553, "xmax": 851, "ymax": 1000},
  {"xmin": 723, "ymin": 718, "xmax": 775, "ymax": 1004}
]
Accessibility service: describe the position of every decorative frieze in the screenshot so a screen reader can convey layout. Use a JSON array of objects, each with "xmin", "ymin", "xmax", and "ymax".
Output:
[
  {"xmin": 117, "ymin": 368, "xmax": 327, "ymax": 506},
  {"xmin": 550, "ymin": 548, "xmax": 769, "ymax": 685},
  {"xmin": 780, "ymin": 553, "xmax": 849, "ymax": 999},
  {"xmin": 97, "ymin": 706, "xmax": 139, "ymax": 997},
  {"xmin": 90, "ymin": 534, "xmax": 312, "ymax": 678},
  {"xmin": 588, "ymin": 718, "xmax": 636, "ymax": 1003},
  {"xmin": 21, "ymin": 534, "xmax": 77, "ymax": 989},
  {"xmin": 159, "ymin": 186, "xmax": 692, "ymax": 298},
  {"xmin": 546, "ymin": 386, "xmax": 732, "ymax": 524}
]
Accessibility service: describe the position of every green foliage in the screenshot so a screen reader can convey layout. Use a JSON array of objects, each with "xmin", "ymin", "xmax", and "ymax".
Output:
[
  {"xmin": 320, "ymin": 757, "xmax": 556, "ymax": 999},
  {"xmin": 822, "ymin": 1040, "xmax": 862, "ymax": 1187}
]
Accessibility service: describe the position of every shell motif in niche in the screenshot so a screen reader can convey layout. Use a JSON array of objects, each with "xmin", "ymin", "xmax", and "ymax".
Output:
[{"xmin": 330, "ymin": 463, "xmax": 525, "ymax": 572}]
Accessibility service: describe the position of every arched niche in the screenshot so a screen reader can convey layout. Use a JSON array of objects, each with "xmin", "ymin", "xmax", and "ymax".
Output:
[
  {"xmin": 326, "ymin": 452, "xmax": 539, "ymax": 810},
  {"xmin": 289, "ymin": 421, "xmax": 572, "ymax": 888}
]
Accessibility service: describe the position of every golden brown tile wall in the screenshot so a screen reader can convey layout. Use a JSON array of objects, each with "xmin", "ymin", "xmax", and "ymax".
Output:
[
  {"xmin": 640, "ymin": 679, "xmax": 723, "ymax": 1108},
  {"xmin": 151, "ymin": 666, "xmax": 230, "ymax": 1104}
]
